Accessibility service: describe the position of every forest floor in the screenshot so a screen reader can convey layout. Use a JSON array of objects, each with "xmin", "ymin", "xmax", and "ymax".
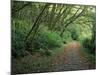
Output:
[
  {"xmin": 12, "ymin": 41, "xmax": 95, "ymax": 74},
  {"xmin": 51, "ymin": 41, "xmax": 95, "ymax": 72}
]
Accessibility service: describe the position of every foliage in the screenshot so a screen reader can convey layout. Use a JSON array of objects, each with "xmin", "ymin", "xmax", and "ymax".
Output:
[
  {"xmin": 12, "ymin": 20, "xmax": 27, "ymax": 58},
  {"xmin": 11, "ymin": 1, "xmax": 96, "ymax": 59},
  {"xmin": 82, "ymin": 38, "xmax": 96, "ymax": 54},
  {"xmin": 62, "ymin": 31, "xmax": 72, "ymax": 44},
  {"xmin": 11, "ymin": 1, "xmax": 96, "ymax": 74},
  {"xmin": 31, "ymin": 30, "xmax": 63, "ymax": 56}
]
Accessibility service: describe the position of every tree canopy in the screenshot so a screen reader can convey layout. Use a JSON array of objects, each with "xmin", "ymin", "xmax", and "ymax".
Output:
[{"xmin": 12, "ymin": 1, "xmax": 96, "ymax": 57}]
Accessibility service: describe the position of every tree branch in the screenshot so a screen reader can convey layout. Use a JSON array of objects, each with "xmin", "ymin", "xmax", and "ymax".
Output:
[
  {"xmin": 12, "ymin": 2, "xmax": 31, "ymax": 16},
  {"xmin": 25, "ymin": 4, "xmax": 49, "ymax": 42}
]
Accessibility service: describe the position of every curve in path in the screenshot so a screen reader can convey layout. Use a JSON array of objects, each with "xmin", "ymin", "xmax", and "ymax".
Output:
[{"xmin": 51, "ymin": 41, "xmax": 95, "ymax": 71}]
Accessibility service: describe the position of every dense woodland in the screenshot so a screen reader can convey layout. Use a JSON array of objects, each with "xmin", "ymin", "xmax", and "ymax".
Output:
[{"xmin": 12, "ymin": 1, "xmax": 96, "ymax": 74}]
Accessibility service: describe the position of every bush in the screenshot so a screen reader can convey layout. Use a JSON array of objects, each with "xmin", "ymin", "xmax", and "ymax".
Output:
[
  {"xmin": 83, "ymin": 38, "xmax": 91, "ymax": 49},
  {"xmin": 62, "ymin": 31, "xmax": 72, "ymax": 44},
  {"xmin": 12, "ymin": 20, "xmax": 28, "ymax": 58},
  {"xmin": 33, "ymin": 31, "xmax": 62, "ymax": 49},
  {"xmin": 82, "ymin": 38, "xmax": 95, "ymax": 54},
  {"xmin": 39, "ymin": 49, "xmax": 52, "ymax": 56},
  {"xmin": 71, "ymin": 31, "xmax": 79, "ymax": 40},
  {"xmin": 31, "ymin": 31, "xmax": 63, "ymax": 55}
]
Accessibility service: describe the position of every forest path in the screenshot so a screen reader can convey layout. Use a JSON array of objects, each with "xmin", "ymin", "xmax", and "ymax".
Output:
[
  {"xmin": 51, "ymin": 41, "xmax": 95, "ymax": 71},
  {"xmin": 12, "ymin": 41, "xmax": 95, "ymax": 74}
]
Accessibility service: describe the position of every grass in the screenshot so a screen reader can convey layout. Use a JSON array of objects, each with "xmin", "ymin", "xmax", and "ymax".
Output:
[{"xmin": 12, "ymin": 46, "xmax": 65, "ymax": 74}]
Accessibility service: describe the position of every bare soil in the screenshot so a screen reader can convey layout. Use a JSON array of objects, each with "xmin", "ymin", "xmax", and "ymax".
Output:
[{"xmin": 51, "ymin": 41, "xmax": 95, "ymax": 72}]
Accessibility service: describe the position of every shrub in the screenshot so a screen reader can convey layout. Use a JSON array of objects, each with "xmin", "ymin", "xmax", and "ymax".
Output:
[
  {"xmin": 71, "ymin": 31, "xmax": 79, "ymax": 40},
  {"xmin": 62, "ymin": 31, "xmax": 72, "ymax": 44},
  {"xmin": 31, "ymin": 31, "xmax": 63, "ymax": 55},
  {"xmin": 12, "ymin": 20, "xmax": 28, "ymax": 58},
  {"xmin": 33, "ymin": 31, "xmax": 62, "ymax": 50},
  {"xmin": 39, "ymin": 49, "xmax": 52, "ymax": 56},
  {"xmin": 82, "ymin": 38, "xmax": 96, "ymax": 54}
]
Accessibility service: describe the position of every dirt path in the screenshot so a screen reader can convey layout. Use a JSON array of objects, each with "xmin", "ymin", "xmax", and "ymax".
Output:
[
  {"xmin": 51, "ymin": 41, "xmax": 95, "ymax": 71},
  {"xmin": 12, "ymin": 41, "xmax": 95, "ymax": 74}
]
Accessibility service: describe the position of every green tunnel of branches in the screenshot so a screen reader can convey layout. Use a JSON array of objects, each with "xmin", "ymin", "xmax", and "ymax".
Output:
[{"xmin": 11, "ymin": 1, "xmax": 96, "ymax": 58}]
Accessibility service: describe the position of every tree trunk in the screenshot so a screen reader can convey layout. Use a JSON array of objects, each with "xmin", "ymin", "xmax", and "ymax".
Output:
[
  {"xmin": 60, "ymin": 7, "xmax": 86, "ymax": 37},
  {"xmin": 25, "ymin": 4, "xmax": 49, "ymax": 42}
]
